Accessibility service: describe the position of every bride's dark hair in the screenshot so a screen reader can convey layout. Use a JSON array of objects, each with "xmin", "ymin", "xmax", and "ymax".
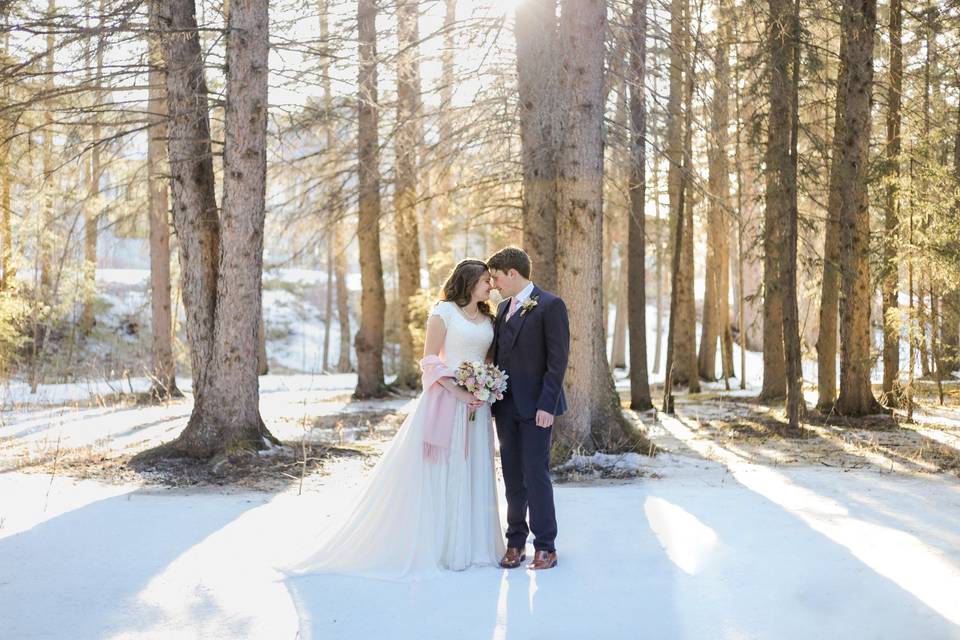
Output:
[{"xmin": 441, "ymin": 259, "xmax": 494, "ymax": 320}]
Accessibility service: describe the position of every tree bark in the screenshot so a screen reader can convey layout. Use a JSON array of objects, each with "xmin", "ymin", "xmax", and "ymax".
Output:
[
  {"xmin": 815, "ymin": 29, "xmax": 846, "ymax": 411},
  {"xmin": 427, "ymin": 0, "xmax": 457, "ymax": 289},
  {"xmin": 942, "ymin": 97, "xmax": 960, "ymax": 372},
  {"xmin": 335, "ymin": 220, "xmax": 352, "ymax": 372},
  {"xmin": 763, "ymin": 0, "xmax": 792, "ymax": 405},
  {"xmin": 553, "ymin": 0, "xmax": 630, "ymax": 452},
  {"xmin": 880, "ymin": 0, "xmax": 902, "ymax": 404},
  {"xmin": 663, "ymin": 151, "xmax": 687, "ymax": 414},
  {"xmin": 80, "ymin": 0, "xmax": 105, "ymax": 336},
  {"xmin": 138, "ymin": 0, "xmax": 281, "ymax": 459},
  {"xmin": 195, "ymin": 0, "xmax": 274, "ymax": 451},
  {"xmin": 667, "ymin": 0, "xmax": 698, "ymax": 390},
  {"xmin": 393, "ymin": 0, "xmax": 424, "ymax": 389},
  {"xmin": 152, "ymin": 0, "xmax": 220, "ymax": 407},
  {"xmin": 611, "ymin": 253, "xmax": 628, "ymax": 370},
  {"xmin": 834, "ymin": 0, "xmax": 883, "ymax": 416},
  {"xmin": 516, "ymin": 0, "xmax": 558, "ymax": 292},
  {"xmin": 783, "ymin": 0, "xmax": 806, "ymax": 429},
  {"xmin": 699, "ymin": 4, "xmax": 733, "ymax": 383},
  {"xmin": 353, "ymin": 0, "xmax": 387, "ymax": 398},
  {"xmin": 652, "ymin": 122, "xmax": 664, "ymax": 375},
  {"xmin": 759, "ymin": 21, "xmax": 787, "ymax": 407},
  {"xmin": 163, "ymin": 0, "xmax": 277, "ymax": 456},
  {"xmin": 38, "ymin": 0, "xmax": 55, "ymax": 354},
  {"xmin": 780, "ymin": 0, "xmax": 803, "ymax": 427},
  {"xmin": 257, "ymin": 310, "xmax": 268, "ymax": 375},
  {"xmin": 733, "ymin": 18, "xmax": 747, "ymax": 387},
  {"xmin": 323, "ymin": 232, "xmax": 333, "ymax": 371},
  {"xmin": 146, "ymin": 18, "xmax": 179, "ymax": 399},
  {"xmin": 1, "ymin": 27, "xmax": 12, "ymax": 291},
  {"xmin": 917, "ymin": 11, "xmax": 934, "ymax": 378},
  {"xmin": 318, "ymin": 0, "xmax": 352, "ymax": 374},
  {"xmin": 628, "ymin": 0, "xmax": 653, "ymax": 410}
]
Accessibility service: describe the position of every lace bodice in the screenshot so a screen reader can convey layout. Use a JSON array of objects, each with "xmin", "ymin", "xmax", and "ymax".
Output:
[{"xmin": 429, "ymin": 301, "xmax": 494, "ymax": 368}]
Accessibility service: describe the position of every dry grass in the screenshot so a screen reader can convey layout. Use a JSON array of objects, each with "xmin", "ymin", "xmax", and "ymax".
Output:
[{"xmin": 656, "ymin": 390, "xmax": 960, "ymax": 476}]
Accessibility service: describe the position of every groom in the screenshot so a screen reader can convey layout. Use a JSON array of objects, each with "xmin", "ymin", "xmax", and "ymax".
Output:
[{"xmin": 488, "ymin": 247, "xmax": 569, "ymax": 571}]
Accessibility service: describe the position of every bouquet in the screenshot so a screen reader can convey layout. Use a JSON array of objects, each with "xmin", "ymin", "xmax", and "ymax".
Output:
[{"xmin": 454, "ymin": 361, "xmax": 509, "ymax": 420}]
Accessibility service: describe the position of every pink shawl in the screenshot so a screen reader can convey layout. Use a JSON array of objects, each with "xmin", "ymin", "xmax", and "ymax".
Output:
[{"xmin": 420, "ymin": 355, "xmax": 468, "ymax": 463}]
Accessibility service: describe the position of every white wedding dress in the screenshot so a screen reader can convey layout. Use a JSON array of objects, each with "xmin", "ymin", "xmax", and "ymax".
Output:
[{"xmin": 287, "ymin": 301, "xmax": 505, "ymax": 580}]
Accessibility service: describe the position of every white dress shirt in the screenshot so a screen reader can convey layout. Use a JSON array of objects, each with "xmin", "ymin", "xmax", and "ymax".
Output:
[{"xmin": 507, "ymin": 281, "xmax": 536, "ymax": 320}]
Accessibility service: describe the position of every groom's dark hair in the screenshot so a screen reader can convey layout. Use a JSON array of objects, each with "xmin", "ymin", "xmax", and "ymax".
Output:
[{"xmin": 487, "ymin": 247, "xmax": 531, "ymax": 279}]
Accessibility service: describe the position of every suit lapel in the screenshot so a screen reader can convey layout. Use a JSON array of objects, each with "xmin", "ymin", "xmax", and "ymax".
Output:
[
  {"xmin": 509, "ymin": 285, "xmax": 540, "ymax": 350},
  {"xmin": 496, "ymin": 298, "xmax": 510, "ymax": 326}
]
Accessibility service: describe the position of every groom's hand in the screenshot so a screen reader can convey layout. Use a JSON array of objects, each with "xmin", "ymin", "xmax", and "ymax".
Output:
[{"xmin": 535, "ymin": 410, "xmax": 554, "ymax": 428}]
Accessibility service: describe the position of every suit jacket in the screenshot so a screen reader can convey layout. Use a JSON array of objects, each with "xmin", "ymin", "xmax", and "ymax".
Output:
[{"xmin": 492, "ymin": 285, "xmax": 569, "ymax": 419}]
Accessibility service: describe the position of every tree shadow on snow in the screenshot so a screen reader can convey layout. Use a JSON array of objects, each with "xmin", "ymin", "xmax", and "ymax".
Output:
[{"xmin": 0, "ymin": 487, "xmax": 269, "ymax": 638}]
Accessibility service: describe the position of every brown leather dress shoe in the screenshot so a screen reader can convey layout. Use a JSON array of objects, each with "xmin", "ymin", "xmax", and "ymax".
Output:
[
  {"xmin": 527, "ymin": 550, "xmax": 557, "ymax": 570},
  {"xmin": 499, "ymin": 547, "xmax": 526, "ymax": 569}
]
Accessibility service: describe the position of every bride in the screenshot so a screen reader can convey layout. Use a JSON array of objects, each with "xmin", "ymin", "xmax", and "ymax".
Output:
[{"xmin": 287, "ymin": 259, "xmax": 506, "ymax": 580}]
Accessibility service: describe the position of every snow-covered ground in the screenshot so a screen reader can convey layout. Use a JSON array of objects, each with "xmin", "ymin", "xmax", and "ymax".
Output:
[
  {"xmin": 3, "ymin": 272, "xmax": 960, "ymax": 638},
  {"xmin": 2, "ymin": 376, "xmax": 960, "ymax": 639},
  {"xmin": 0, "ymin": 373, "xmax": 409, "ymax": 472},
  {"xmin": 2, "ymin": 444, "xmax": 960, "ymax": 639}
]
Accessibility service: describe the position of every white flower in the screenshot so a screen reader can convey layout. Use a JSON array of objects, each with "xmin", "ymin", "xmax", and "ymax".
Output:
[
  {"xmin": 520, "ymin": 296, "xmax": 539, "ymax": 317},
  {"xmin": 477, "ymin": 388, "xmax": 491, "ymax": 402}
]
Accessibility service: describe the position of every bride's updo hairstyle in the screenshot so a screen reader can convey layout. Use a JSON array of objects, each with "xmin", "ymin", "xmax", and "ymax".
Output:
[{"xmin": 441, "ymin": 259, "xmax": 494, "ymax": 320}]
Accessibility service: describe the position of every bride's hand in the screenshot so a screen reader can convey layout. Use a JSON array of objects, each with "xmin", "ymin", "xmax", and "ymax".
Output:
[{"xmin": 452, "ymin": 388, "xmax": 479, "ymax": 406}]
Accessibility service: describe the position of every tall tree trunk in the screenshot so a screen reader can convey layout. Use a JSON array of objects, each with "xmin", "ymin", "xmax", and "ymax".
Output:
[
  {"xmin": 0, "ymin": 134, "xmax": 9, "ymax": 291},
  {"xmin": 716, "ymin": 5, "xmax": 734, "ymax": 385},
  {"xmin": 764, "ymin": 0, "xmax": 792, "ymax": 404},
  {"xmin": 187, "ymin": 0, "xmax": 275, "ymax": 454},
  {"xmin": 318, "ymin": 0, "xmax": 352, "ymax": 374},
  {"xmin": 917, "ymin": 10, "xmax": 934, "ymax": 378},
  {"xmin": 323, "ymin": 232, "xmax": 334, "ymax": 371},
  {"xmin": 80, "ymin": 0, "xmax": 105, "ymax": 336},
  {"xmin": 516, "ymin": 0, "xmax": 558, "ymax": 292},
  {"xmin": 782, "ymin": 0, "xmax": 806, "ymax": 429},
  {"xmin": 146, "ymin": 18, "xmax": 179, "ymax": 398},
  {"xmin": 652, "ymin": 120, "xmax": 664, "ymax": 375},
  {"xmin": 732, "ymin": 10, "xmax": 747, "ymax": 388},
  {"xmin": 759, "ymin": 1, "xmax": 787, "ymax": 404},
  {"xmin": 393, "ymin": 0, "xmax": 423, "ymax": 389},
  {"xmin": 907, "ymin": 157, "xmax": 916, "ymax": 421},
  {"xmin": 146, "ymin": 0, "xmax": 222, "ymax": 456},
  {"xmin": 628, "ymin": 0, "xmax": 653, "ymax": 410},
  {"xmin": 663, "ymin": 149, "xmax": 688, "ymax": 414},
  {"xmin": 152, "ymin": 0, "xmax": 219, "ymax": 404},
  {"xmin": 816, "ymin": 30, "xmax": 846, "ymax": 411},
  {"xmin": 1, "ymin": 27, "xmax": 12, "ymax": 291},
  {"xmin": 39, "ymin": 0, "xmax": 55, "ymax": 349},
  {"xmin": 931, "ymin": 282, "xmax": 944, "ymax": 404},
  {"xmin": 554, "ymin": 0, "xmax": 629, "ymax": 452},
  {"xmin": 766, "ymin": 0, "xmax": 803, "ymax": 429},
  {"xmin": 353, "ymin": 0, "xmax": 387, "ymax": 398},
  {"xmin": 664, "ymin": 0, "xmax": 703, "ymax": 409},
  {"xmin": 427, "ymin": 0, "xmax": 456, "ymax": 289},
  {"xmin": 668, "ymin": 0, "xmax": 698, "ymax": 390},
  {"xmin": 942, "ymin": 97, "xmax": 960, "ymax": 372},
  {"xmin": 880, "ymin": 0, "xmax": 902, "ymax": 404},
  {"xmin": 834, "ymin": 0, "xmax": 882, "ymax": 416},
  {"xmin": 335, "ymin": 220, "xmax": 352, "ymax": 372},
  {"xmin": 918, "ymin": 282, "xmax": 930, "ymax": 376},
  {"xmin": 699, "ymin": 5, "xmax": 733, "ymax": 383},
  {"xmin": 611, "ymin": 251, "xmax": 628, "ymax": 370},
  {"xmin": 257, "ymin": 310, "xmax": 268, "ymax": 375}
]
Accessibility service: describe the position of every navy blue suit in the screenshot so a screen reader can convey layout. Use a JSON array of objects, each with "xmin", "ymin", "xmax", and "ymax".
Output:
[{"xmin": 492, "ymin": 285, "xmax": 569, "ymax": 553}]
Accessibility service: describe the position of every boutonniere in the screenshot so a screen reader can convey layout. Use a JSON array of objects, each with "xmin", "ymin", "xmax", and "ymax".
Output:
[{"xmin": 520, "ymin": 296, "xmax": 539, "ymax": 317}]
